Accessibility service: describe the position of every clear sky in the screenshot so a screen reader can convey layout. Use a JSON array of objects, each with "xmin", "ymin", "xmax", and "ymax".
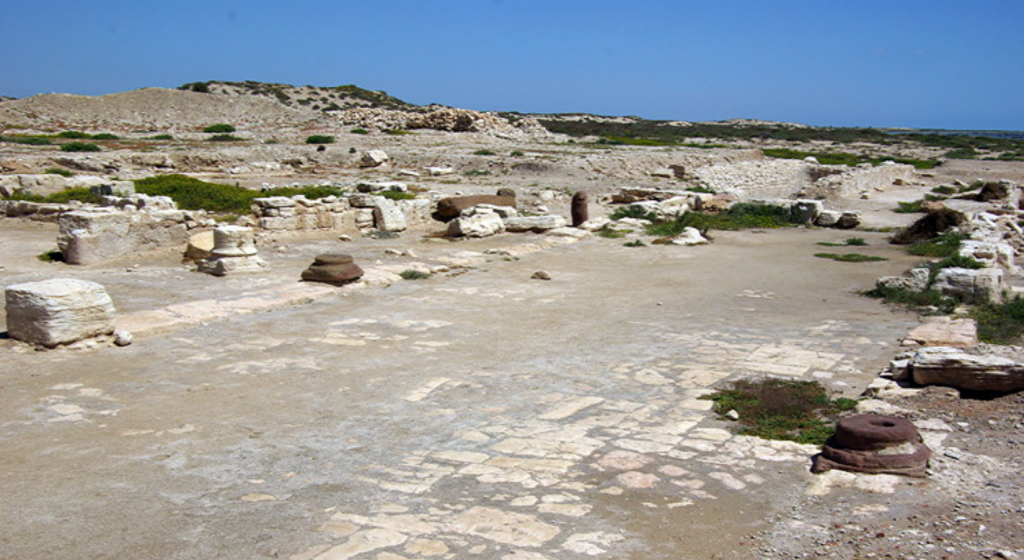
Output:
[{"xmin": 4, "ymin": 0, "xmax": 1022, "ymax": 130}]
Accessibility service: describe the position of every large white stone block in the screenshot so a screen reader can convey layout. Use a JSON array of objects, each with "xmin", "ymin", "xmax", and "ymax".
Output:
[{"xmin": 5, "ymin": 278, "xmax": 116, "ymax": 347}]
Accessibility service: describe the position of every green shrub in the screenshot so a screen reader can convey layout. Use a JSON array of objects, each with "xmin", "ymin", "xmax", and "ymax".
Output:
[
  {"xmin": 609, "ymin": 206, "xmax": 657, "ymax": 221},
  {"xmin": 15, "ymin": 136, "xmax": 52, "ymax": 145},
  {"xmin": 305, "ymin": 135, "xmax": 335, "ymax": 144},
  {"xmin": 473, "ymin": 149, "xmax": 496, "ymax": 156},
  {"xmin": 814, "ymin": 253, "xmax": 888, "ymax": 262},
  {"xmin": 91, "ymin": 133, "xmax": 120, "ymax": 140},
  {"xmin": 380, "ymin": 191, "xmax": 415, "ymax": 200},
  {"xmin": 133, "ymin": 174, "xmax": 341, "ymax": 214},
  {"xmin": 37, "ymin": 250, "xmax": 64, "ymax": 263},
  {"xmin": 350, "ymin": 128, "xmax": 369, "ymax": 135},
  {"xmin": 463, "ymin": 170, "xmax": 490, "ymax": 176},
  {"xmin": 57, "ymin": 130, "xmax": 90, "ymax": 139},
  {"xmin": 60, "ymin": 142, "xmax": 100, "ymax": 152},
  {"xmin": 202, "ymin": 124, "xmax": 236, "ymax": 133},
  {"xmin": 148, "ymin": 134, "xmax": 174, "ymax": 140},
  {"xmin": 863, "ymin": 285, "xmax": 958, "ymax": 314},
  {"xmin": 7, "ymin": 187, "xmax": 102, "ymax": 205},
  {"xmin": 623, "ymin": 240, "xmax": 646, "ymax": 247},
  {"xmin": 907, "ymin": 231, "xmax": 969, "ymax": 257},
  {"xmin": 686, "ymin": 185, "xmax": 716, "ymax": 194},
  {"xmin": 944, "ymin": 147, "xmax": 979, "ymax": 159},
  {"xmin": 974, "ymin": 297, "xmax": 1024, "ymax": 344},
  {"xmin": 894, "ymin": 200, "xmax": 924, "ymax": 213},
  {"xmin": 646, "ymin": 202, "xmax": 799, "ymax": 236},
  {"xmin": 400, "ymin": 269, "xmax": 431, "ymax": 280},
  {"xmin": 597, "ymin": 225, "xmax": 630, "ymax": 238},
  {"xmin": 44, "ymin": 167, "xmax": 74, "ymax": 177},
  {"xmin": 700, "ymin": 378, "xmax": 855, "ymax": 445},
  {"xmin": 385, "ymin": 129, "xmax": 413, "ymax": 135},
  {"xmin": 931, "ymin": 185, "xmax": 957, "ymax": 195},
  {"xmin": 510, "ymin": 150, "xmax": 525, "ymax": 157},
  {"xmin": 206, "ymin": 134, "xmax": 243, "ymax": 142}
]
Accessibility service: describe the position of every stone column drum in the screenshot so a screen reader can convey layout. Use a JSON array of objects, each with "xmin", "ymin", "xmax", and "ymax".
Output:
[
  {"xmin": 198, "ymin": 225, "xmax": 267, "ymax": 276},
  {"xmin": 571, "ymin": 191, "xmax": 589, "ymax": 227}
]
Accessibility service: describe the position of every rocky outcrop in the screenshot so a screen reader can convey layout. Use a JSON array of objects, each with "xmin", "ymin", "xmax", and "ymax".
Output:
[{"xmin": 5, "ymin": 278, "xmax": 116, "ymax": 347}]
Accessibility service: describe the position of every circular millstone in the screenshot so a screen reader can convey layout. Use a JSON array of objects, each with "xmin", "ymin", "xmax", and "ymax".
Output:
[{"xmin": 313, "ymin": 253, "xmax": 354, "ymax": 266}]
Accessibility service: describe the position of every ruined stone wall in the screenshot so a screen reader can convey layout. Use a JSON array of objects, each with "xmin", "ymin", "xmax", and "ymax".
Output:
[
  {"xmin": 692, "ymin": 159, "xmax": 812, "ymax": 199},
  {"xmin": 809, "ymin": 162, "xmax": 917, "ymax": 198},
  {"xmin": 252, "ymin": 194, "xmax": 434, "ymax": 233},
  {"xmin": 57, "ymin": 208, "xmax": 199, "ymax": 265}
]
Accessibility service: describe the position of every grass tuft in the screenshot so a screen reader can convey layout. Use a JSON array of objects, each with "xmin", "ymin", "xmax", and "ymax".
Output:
[
  {"xmin": 202, "ymin": 124, "xmax": 236, "ymax": 133},
  {"xmin": 60, "ymin": 142, "xmax": 100, "ymax": 152},
  {"xmin": 700, "ymin": 378, "xmax": 856, "ymax": 445},
  {"xmin": 400, "ymin": 269, "xmax": 431, "ymax": 280},
  {"xmin": 974, "ymin": 297, "xmax": 1024, "ymax": 344},
  {"xmin": 305, "ymin": 135, "xmax": 335, "ymax": 144},
  {"xmin": 815, "ymin": 253, "xmax": 888, "ymax": 262}
]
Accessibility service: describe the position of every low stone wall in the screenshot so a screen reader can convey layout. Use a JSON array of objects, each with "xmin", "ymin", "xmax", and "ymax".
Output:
[
  {"xmin": 809, "ymin": 162, "xmax": 917, "ymax": 198},
  {"xmin": 0, "ymin": 199, "xmax": 75, "ymax": 222},
  {"xmin": 252, "ymin": 194, "xmax": 434, "ymax": 233},
  {"xmin": 692, "ymin": 159, "xmax": 812, "ymax": 199}
]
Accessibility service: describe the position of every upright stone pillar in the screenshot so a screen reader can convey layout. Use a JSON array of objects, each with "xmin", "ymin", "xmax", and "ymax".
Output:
[
  {"xmin": 571, "ymin": 191, "xmax": 589, "ymax": 227},
  {"xmin": 198, "ymin": 225, "xmax": 267, "ymax": 276}
]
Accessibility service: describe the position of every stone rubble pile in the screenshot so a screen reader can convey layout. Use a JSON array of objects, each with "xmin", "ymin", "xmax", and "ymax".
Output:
[{"xmin": 335, "ymin": 107, "xmax": 547, "ymax": 137}]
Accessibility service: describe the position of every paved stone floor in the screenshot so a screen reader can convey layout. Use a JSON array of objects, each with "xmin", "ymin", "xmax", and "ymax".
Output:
[{"xmin": 0, "ymin": 228, "xmax": 921, "ymax": 559}]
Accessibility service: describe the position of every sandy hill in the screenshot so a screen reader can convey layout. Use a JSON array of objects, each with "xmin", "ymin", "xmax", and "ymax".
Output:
[
  {"xmin": 0, "ymin": 88, "xmax": 318, "ymax": 133},
  {"xmin": 179, "ymin": 80, "xmax": 419, "ymax": 112}
]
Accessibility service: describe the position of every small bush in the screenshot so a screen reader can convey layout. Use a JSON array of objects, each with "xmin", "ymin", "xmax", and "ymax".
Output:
[
  {"xmin": 400, "ymin": 269, "xmax": 431, "ymax": 280},
  {"xmin": 814, "ymin": 253, "xmax": 888, "ymax": 262},
  {"xmin": 44, "ymin": 167, "xmax": 74, "ymax": 177},
  {"xmin": 700, "ymin": 378, "xmax": 855, "ymax": 445},
  {"xmin": 863, "ymin": 285, "xmax": 958, "ymax": 314},
  {"xmin": 60, "ymin": 142, "xmax": 100, "ymax": 152},
  {"xmin": 974, "ymin": 297, "xmax": 1024, "ymax": 344},
  {"xmin": 8, "ymin": 187, "xmax": 102, "ymax": 205},
  {"xmin": 37, "ymin": 250, "xmax": 64, "ymax": 263},
  {"xmin": 609, "ymin": 206, "xmax": 657, "ymax": 222},
  {"xmin": 510, "ymin": 150, "xmax": 525, "ymax": 157},
  {"xmin": 203, "ymin": 124, "xmax": 236, "ymax": 133},
  {"xmin": 305, "ymin": 135, "xmax": 335, "ymax": 144},
  {"xmin": 57, "ymin": 130, "xmax": 90, "ymax": 139},
  {"xmin": 646, "ymin": 202, "xmax": 799, "ymax": 236},
  {"xmin": 350, "ymin": 128, "xmax": 369, "ymax": 135},
  {"xmin": 931, "ymin": 185, "xmax": 957, "ymax": 195},
  {"xmin": 385, "ymin": 129, "xmax": 413, "ymax": 136},
  {"xmin": 894, "ymin": 200, "xmax": 924, "ymax": 213},
  {"xmin": 380, "ymin": 191, "xmax": 415, "ymax": 200},
  {"xmin": 16, "ymin": 136, "xmax": 52, "ymax": 145},
  {"xmin": 148, "ymin": 134, "xmax": 174, "ymax": 140},
  {"xmin": 473, "ymin": 149, "xmax": 496, "ymax": 156},
  {"xmin": 463, "ymin": 170, "xmax": 491, "ymax": 177},
  {"xmin": 206, "ymin": 134, "xmax": 243, "ymax": 142},
  {"xmin": 906, "ymin": 231, "xmax": 968, "ymax": 257},
  {"xmin": 597, "ymin": 225, "xmax": 630, "ymax": 239},
  {"xmin": 686, "ymin": 185, "xmax": 716, "ymax": 194},
  {"xmin": 624, "ymin": 240, "xmax": 646, "ymax": 247},
  {"xmin": 91, "ymin": 133, "xmax": 120, "ymax": 140}
]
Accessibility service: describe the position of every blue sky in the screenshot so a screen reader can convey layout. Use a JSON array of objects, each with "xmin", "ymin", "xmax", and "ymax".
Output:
[{"xmin": 4, "ymin": 0, "xmax": 1022, "ymax": 130}]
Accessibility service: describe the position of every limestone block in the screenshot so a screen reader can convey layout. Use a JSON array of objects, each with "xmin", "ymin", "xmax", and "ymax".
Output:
[
  {"xmin": 911, "ymin": 346, "xmax": 1024, "ymax": 393},
  {"xmin": 932, "ymin": 267, "xmax": 1003, "ymax": 302},
  {"xmin": 361, "ymin": 150, "xmax": 390, "ymax": 167},
  {"xmin": 258, "ymin": 216, "xmax": 299, "ymax": 230},
  {"xmin": 356, "ymin": 181, "xmax": 407, "ymax": 193},
  {"xmin": 433, "ymin": 195, "xmax": 516, "ymax": 221},
  {"xmin": 815, "ymin": 210, "xmax": 841, "ymax": 227},
  {"xmin": 58, "ymin": 210, "xmax": 131, "ymax": 265},
  {"xmin": 669, "ymin": 227, "xmax": 709, "ymax": 245},
  {"xmin": 836, "ymin": 211, "xmax": 862, "ymax": 229},
  {"xmin": 183, "ymin": 230, "xmax": 215, "ymax": 262},
  {"xmin": 503, "ymin": 215, "xmax": 568, "ymax": 232},
  {"xmin": 396, "ymin": 198, "xmax": 433, "ymax": 225},
  {"xmin": 90, "ymin": 181, "xmax": 135, "ymax": 197},
  {"xmin": 424, "ymin": 166, "xmax": 454, "ymax": 176},
  {"xmin": 349, "ymin": 194, "xmax": 384, "ymax": 208},
  {"xmin": 448, "ymin": 212, "xmax": 505, "ymax": 238},
  {"xmin": 658, "ymin": 196, "xmax": 691, "ymax": 218},
  {"xmin": 960, "ymin": 240, "xmax": 1017, "ymax": 273},
  {"xmin": 5, "ymin": 278, "xmax": 116, "ymax": 347},
  {"xmin": 254, "ymin": 196, "xmax": 297, "ymax": 209},
  {"xmin": 354, "ymin": 209, "xmax": 375, "ymax": 229},
  {"xmin": 373, "ymin": 199, "xmax": 407, "ymax": 232}
]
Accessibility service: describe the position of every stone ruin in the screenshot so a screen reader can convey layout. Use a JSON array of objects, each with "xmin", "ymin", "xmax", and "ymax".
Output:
[
  {"xmin": 812, "ymin": 414, "xmax": 932, "ymax": 477},
  {"xmin": 197, "ymin": 225, "xmax": 267, "ymax": 276},
  {"xmin": 5, "ymin": 278, "xmax": 116, "ymax": 348},
  {"xmin": 301, "ymin": 254, "xmax": 364, "ymax": 286}
]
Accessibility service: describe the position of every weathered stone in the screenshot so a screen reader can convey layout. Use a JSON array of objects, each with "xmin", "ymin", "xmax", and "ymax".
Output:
[
  {"xmin": 472, "ymin": 204, "xmax": 518, "ymax": 218},
  {"xmin": 932, "ymin": 267, "xmax": 1003, "ymax": 302},
  {"xmin": 911, "ymin": 346, "xmax": 1024, "ymax": 393},
  {"xmin": 891, "ymin": 208, "xmax": 967, "ymax": 244},
  {"xmin": 959, "ymin": 240, "xmax": 1017, "ymax": 273},
  {"xmin": 198, "ymin": 226, "xmax": 266, "ymax": 276},
  {"xmin": 835, "ymin": 210, "xmax": 862, "ymax": 229},
  {"xmin": 348, "ymin": 194, "xmax": 384, "ymax": 208},
  {"xmin": 360, "ymin": 150, "xmax": 389, "ymax": 167},
  {"xmin": 5, "ymin": 278, "xmax": 116, "ymax": 347},
  {"xmin": 657, "ymin": 196, "xmax": 691, "ymax": 218},
  {"xmin": 571, "ymin": 191, "xmax": 589, "ymax": 227},
  {"xmin": 373, "ymin": 198, "xmax": 407, "ymax": 232},
  {"xmin": 433, "ymin": 195, "xmax": 516, "ymax": 222},
  {"xmin": 356, "ymin": 181, "xmax": 407, "ymax": 193},
  {"xmin": 496, "ymin": 187, "xmax": 517, "ymax": 198},
  {"xmin": 815, "ymin": 210, "xmax": 841, "ymax": 227},
  {"xmin": 876, "ymin": 267, "xmax": 930, "ymax": 293},
  {"xmin": 113, "ymin": 329, "xmax": 133, "ymax": 347},
  {"xmin": 183, "ymin": 230, "xmax": 215, "ymax": 263},
  {"xmin": 531, "ymin": 271, "xmax": 552, "ymax": 281},
  {"xmin": 902, "ymin": 317, "xmax": 978, "ymax": 348},
  {"xmin": 447, "ymin": 212, "xmax": 505, "ymax": 238},
  {"xmin": 812, "ymin": 415, "xmax": 931, "ymax": 477},
  {"xmin": 669, "ymin": 227, "xmax": 709, "ymax": 246},
  {"xmin": 302, "ymin": 254, "xmax": 364, "ymax": 286},
  {"xmin": 424, "ymin": 166, "xmax": 454, "ymax": 176},
  {"xmin": 503, "ymin": 215, "xmax": 568, "ymax": 232},
  {"xmin": 90, "ymin": 181, "xmax": 136, "ymax": 197}
]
